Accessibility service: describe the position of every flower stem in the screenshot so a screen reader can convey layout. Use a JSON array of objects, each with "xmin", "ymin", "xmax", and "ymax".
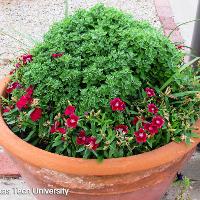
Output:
[{"xmin": 168, "ymin": 19, "xmax": 200, "ymax": 38}]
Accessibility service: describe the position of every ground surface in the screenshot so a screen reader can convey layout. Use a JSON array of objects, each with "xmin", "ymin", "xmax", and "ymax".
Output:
[{"xmin": 0, "ymin": 0, "xmax": 200, "ymax": 200}]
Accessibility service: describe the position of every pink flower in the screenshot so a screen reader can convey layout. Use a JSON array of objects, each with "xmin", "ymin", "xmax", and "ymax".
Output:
[
  {"xmin": 6, "ymin": 82, "xmax": 21, "ymax": 93},
  {"xmin": 52, "ymin": 53, "xmax": 64, "ymax": 58},
  {"xmin": 115, "ymin": 124, "xmax": 128, "ymax": 134},
  {"xmin": 152, "ymin": 115, "xmax": 165, "ymax": 128},
  {"xmin": 76, "ymin": 130, "xmax": 87, "ymax": 145},
  {"xmin": 145, "ymin": 87, "xmax": 155, "ymax": 97},
  {"xmin": 148, "ymin": 103, "xmax": 158, "ymax": 114},
  {"xmin": 134, "ymin": 128, "xmax": 147, "ymax": 143},
  {"xmin": 144, "ymin": 123, "xmax": 158, "ymax": 135},
  {"xmin": 110, "ymin": 98, "xmax": 126, "ymax": 111},
  {"xmin": 65, "ymin": 114, "xmax": 79, "ymax": 128},
  {"xmin": 21, "ymin": 54, "xmax": 33, "ymax": 64},
  {"xmin": 85, "ymin": 137, "xmax": 99, "ymax": 151},
  {"xmin": 64, "ymin": 105, "xmax": 75, "ymax": 116},
  {"xmin": 30, "ymin": 108, "xmax": 42, "ymax": 121}
]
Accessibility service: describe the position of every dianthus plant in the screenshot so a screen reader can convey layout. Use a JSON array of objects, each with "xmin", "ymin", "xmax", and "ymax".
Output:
[{"xmin": 1, "ymin": 4, "xmax": 200, "ymax": 160}]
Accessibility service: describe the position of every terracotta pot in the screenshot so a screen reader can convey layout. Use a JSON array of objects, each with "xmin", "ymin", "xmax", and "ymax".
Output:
[{"xmin": 0, "ymin": 77, "xmax": 199, "ymax": 200}]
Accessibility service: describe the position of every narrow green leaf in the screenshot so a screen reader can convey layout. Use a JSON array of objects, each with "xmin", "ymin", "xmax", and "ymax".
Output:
[
  {"xmin": 171, "ymin": 91, "xmax": 200, "ymax": 98},
  {"xmin": 160, "ymin": 57, "xmax": 200, "ymax": 91}
]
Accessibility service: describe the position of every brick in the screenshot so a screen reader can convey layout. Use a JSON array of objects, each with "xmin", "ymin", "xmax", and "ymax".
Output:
[
  {"xmin": 154, "ymin": 0, "xmax": 171, "ymax": 7},
  {"xmin": 156, "ymin": 6, "xmax": 174, "ymax": 18},
  {"xmin": 159, "ymin": 16, "xmax": 177, "ymax": 30},
  {"xmin": 164, "ymin": 29, "xmax": 184, "ymax": 43},
  {"xmin": 0, "ymin": 152, "xmax": 20, "ymax": 177}
]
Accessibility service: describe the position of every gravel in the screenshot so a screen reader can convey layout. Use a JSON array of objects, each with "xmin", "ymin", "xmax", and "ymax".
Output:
[{"xmin": 0, "ymin": 0, "xmax": 160, "ymax": 79}]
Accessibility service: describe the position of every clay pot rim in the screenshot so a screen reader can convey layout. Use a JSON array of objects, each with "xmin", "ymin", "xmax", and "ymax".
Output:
[{"xmin": 0, "ymin": 76, "xmax": 199, "ymax": 176}]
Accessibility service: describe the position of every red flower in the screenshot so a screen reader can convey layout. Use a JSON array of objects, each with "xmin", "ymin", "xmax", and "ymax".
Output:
[
  {"xmin": 30, "ymin": 107, "xmax": 42, "ymax": 121},
  {"xmin": 144, "ymin": 123, "xmax": 158, "ymax": 135},
  {"xmin": 50, "ymin": 121, "xmax": 66, "ymax": 134},
  {"xmin": 110, "ymin": 98, "xmax": 126, "ymax": 111},
  {"xmin": 64, "ymin": 105, "xmax": 75, "ymax": 116},
  {"xmin": 50, "ymin": 121, "xmax": 61, "ymax": 133},
  {"xmin": 65, "ymin": 114, "xmax": 79, "ymax": 128},
  {"xmin": 61, "ymin": 136, "xmax": 66, "ymax": 141},
  {"xmin": 145, "ymin": 87, "xmax": 156, "ymax": 97},
  {"xmin": 132, "ymin": 116, "xmax": 145, "ymax": 125},
  {"xmin": 132, "ymin": 116, "xmax": 139, "ymax": 125},
  {"xmin": 3, "ymin": 108, "xmax": 10, "ymax": 113},
  {"xmin": 16, "ymin": 85, "xmax": 34, "ymax": 110},
  {"xmin": 3, "ymin": 105, "xmax": 13, "ymax": 113},
  {"xmin": 26, "ymin": 85, "xmax": 34, "ymax": 97},
  {"xmin": 57, "ymin": 127, "xmax": 66, "ymax": 134},
  {"xmin": 152, "ymin": 115, "xmax": 165, "ymax": 128},
  {"xmin": 52, "ymin": 53, "xmax": 64, "ymax": 58},
  {"xmin": 134, "ymin": 128, "xmax": 147, "ymax": 143},
  {"xmin": 15, "ymin": 63, "xmax": 21, "ymax": 68},
  {"xmin": 16, "ymin": 95, "xmax": 32, "ymax": 110},
  {"xmin": 6, "ymin": 82, "xmax": 21, "ymax": 93},
  {"xmin": 148, "ymin": 103, "xmax": 158, "ymax": 114},
  {"xmin": 85, "ymin": 137, "xmax": 99, "ymax": 151},
  {"xmin": 21, "ymin": 54, "xmax": 33, "ymax": 64},
  {"xmin": 115, "ymin": 124, "xmax": 128, "ymax": 134},
  {"xmin": 176, "ymin": 45, "xmax": 184, "ymax": 50},
  {"xmin": 9, "ymin": 69, "xmax": 16, "ymax": 75},
  {"xmin": 76, "ymin": 130, "xmax": 87, "ymax": 145}
]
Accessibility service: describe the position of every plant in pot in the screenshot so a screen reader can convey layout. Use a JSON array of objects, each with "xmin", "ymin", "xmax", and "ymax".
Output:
[{"xmin": 0, "ymin": 4, "xmax": 200, "ymax": 200}]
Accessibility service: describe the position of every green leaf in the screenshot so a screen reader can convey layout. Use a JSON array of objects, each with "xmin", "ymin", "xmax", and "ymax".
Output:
[
  {"xmin": 147, "ymin": 138, "xmax": 153, "ymax": 148},
  {"xmin": 160, "ymin": 57, "xmax": 200, "ymax": 91},
  {"xmin": 185, "ymin": 137, "xmax": 191, "ymax": 145},
  {"xmin": 83, "ymin": 149, "xmax": 91, "ymax": 159},
  {"xmin": 171, "ymin": 91, "xmax": 200, "ymax": 98},
  {"xmin": 24, "ymin": 130, "xmax": 36, "ymax": 142},
  {"xmin": 76, "ymin": 146, "xmax": 85, "ymax": 153},
  {"xmin": 173, "ymin": 137, "xmax": 182, "ymax": 143},
  {"xmin": 52, "ymin": 140, "xmax": 63, "ymax": 147},
  {"xmin": 191, "ymin": 133, "xmax": 200, "ymax": 138}
]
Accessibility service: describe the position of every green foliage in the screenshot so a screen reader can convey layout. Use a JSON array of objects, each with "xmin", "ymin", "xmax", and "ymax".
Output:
[{"xmin": 18, "ymin": 4, "xmax": 182, "ymax": 113}]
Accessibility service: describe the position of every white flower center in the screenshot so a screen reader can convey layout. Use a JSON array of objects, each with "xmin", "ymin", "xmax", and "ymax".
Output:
[
  {"xmin": 139, "ymin": 133, "xmax": 144, "ymax": 137},
  {"xmin": 115, "ymin": 102, "xmax": 119, "ymax": 106},
  {"xmin": 71, "ymin": 119, "xmax": 75, "ymax": 123},
  {"xmin": 156, "ymin": 120, "xmax": 160, "ymax": 124}
]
